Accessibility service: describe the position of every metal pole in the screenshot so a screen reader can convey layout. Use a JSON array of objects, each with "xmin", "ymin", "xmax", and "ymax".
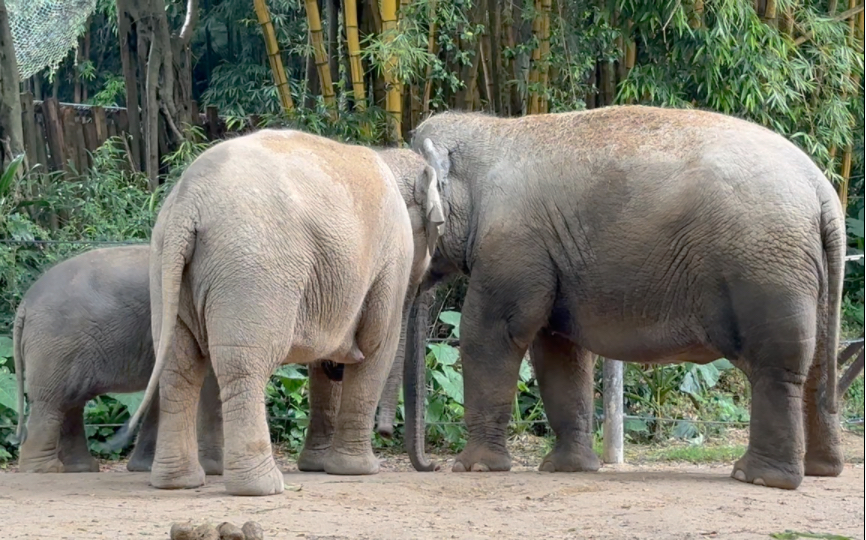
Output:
[{"xmin": 602, "ymin": 358, "xmax": 624, "ymax": 464}]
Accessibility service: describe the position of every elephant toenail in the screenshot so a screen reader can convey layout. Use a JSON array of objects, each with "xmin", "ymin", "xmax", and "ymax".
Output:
[
  {"xmin": 470, "ymin": 463, "xmax": 490, "ymax": 472},
  {"xmin": 452, "ymin": 462, "xmax": 467, "ymax": 473},
  {"xmin": 753, "ymin": 478, "xmax": 766, "ymax": 486},
  {"xmin": 733, "ymin": 469, "xmax": 747, "ymax": 482}
]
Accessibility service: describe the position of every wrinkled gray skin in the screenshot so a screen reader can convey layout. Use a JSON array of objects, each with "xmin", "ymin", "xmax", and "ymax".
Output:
[
  {"xmin": 112, "ymin": 130, "xmax": 444, "ymax": 497},
  {"xmin": 407, "ymin": 105, "xmax": 846, "ymax": 490},
  {"xmin": 13, "ymin": 245, "xmax": 224, "ymax": 474}
]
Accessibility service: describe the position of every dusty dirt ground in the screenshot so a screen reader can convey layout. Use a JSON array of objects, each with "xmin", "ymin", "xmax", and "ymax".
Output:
[{"xmin": 1, "ymin": 431, "xmax": 863, "ymax": 540}]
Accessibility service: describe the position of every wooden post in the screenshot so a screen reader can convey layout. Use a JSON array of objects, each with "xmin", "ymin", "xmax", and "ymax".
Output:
[
  {"xmin": 20, "ymin": 92, "xmax": 40, "ymax": 170},
  {"xmin": 92, "ymin": 106, "xmax": 107, "ymax": 147},
  {"xmin": 602, "ymin": 358, "xmax": 624, "ymax": 464},
  {"xmin": 206, "ymin": 106, "xmax": 220, "ymax": 140},
  {"xmin": 41, "ymin": 98, "xmax": 66, "ymax": 172}
]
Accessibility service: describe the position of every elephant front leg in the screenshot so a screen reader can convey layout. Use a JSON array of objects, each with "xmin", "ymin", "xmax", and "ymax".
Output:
[
  {"xmin": 127, "ymin": 391, "xmax": 160, "ymax": 472},
  {"xmin": 196, "ymin": 366, "xmax": 225, "ymax": 475},
  {"xmin": 297, "ymin": 362, "xmax": 341, "ymax": 472},
  {"xmin": 150, "ymin": 322, "xmax": 207, "ymax": 490},
  {"xmin": 212, "ymin": 345, "xmax": 284, "ymax": 496},
  {"xmin": 452, "ymin": 276, "xmax": 550, "ymax": 473},
  {"xmin": 531, "ymin": 331, "xmax": 600, "ymax": 473},
  {"xmin": 58, "ymin": 406, "xmax": 100, "ymax": 473}
]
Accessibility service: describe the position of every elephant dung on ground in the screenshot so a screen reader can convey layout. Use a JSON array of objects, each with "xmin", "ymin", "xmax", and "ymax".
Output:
[
  {"xmin": 111, "ymin": 129, "xmax": 444, "ymax": 496},
  {"xmin": 405, "ymin": 105, "xmax": 846, "ymax": 490},
  {"xmin": 12, "ymin": 245, "xmax": 224, "ymax": 474}
]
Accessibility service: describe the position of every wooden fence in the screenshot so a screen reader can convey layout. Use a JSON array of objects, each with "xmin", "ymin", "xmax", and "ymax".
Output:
[{"xmin": 15, "ymin": 94, "xmax": 242, "ymax": 177}]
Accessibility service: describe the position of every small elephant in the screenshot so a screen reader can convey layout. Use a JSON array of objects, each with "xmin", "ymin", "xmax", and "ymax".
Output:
[
  {"xmin": 406, "ymin": 105, "xmax": 846, "ymax": 490},
  {"xmin": 112, "ymin": 129, "xmax": 444, "ymax": 496},
  {"xmin": 12, "ymin": 245, "xmax": 224, "ymax": 474}
]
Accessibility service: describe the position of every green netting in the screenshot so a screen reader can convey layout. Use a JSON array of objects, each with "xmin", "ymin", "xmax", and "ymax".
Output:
[{"xmin": 7, "ymin": 0, "xmax": 98, "ymax": 80}]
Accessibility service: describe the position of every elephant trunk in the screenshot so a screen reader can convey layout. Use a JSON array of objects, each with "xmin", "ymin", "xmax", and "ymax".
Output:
[
  {"xmin": 375, "ymin": 302, "xmax": 409, "ymax": 438},
  {"xmin": 404, "ymin": 287, "xmax": 438, "ymax": 472}
]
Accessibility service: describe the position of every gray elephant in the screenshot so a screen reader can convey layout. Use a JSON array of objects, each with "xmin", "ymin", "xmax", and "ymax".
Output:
[
  {"xmin": 12, "ymin": 245, "xmax": 224, "ymax": 474},
  {"xmin": 404, "ymin": 105, "xmax": 846, "ymax": 491},
  {"xmin": 110, "ymin": 130, "xmax": 444, "ymax": 496}
]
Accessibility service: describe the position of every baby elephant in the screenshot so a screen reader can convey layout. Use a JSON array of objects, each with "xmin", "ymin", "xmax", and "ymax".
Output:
[{"xmin": 13, "ymin": 245, "xmax": 224, "ymax": 474}]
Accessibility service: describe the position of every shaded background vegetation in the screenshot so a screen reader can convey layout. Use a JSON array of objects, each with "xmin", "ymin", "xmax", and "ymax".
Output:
[{"xmin": 0, "ymin": 0, "xmax": 863, "ymax": 464}]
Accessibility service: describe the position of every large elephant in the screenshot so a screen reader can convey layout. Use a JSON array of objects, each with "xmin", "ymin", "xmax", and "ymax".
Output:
[
  {"xmin": 404, "ymin": 105, "xmax": 846, "ymax": 490},
  {"xmin": 111, "ymin": 130, "xmax": 444, "ymax": 497},
  {"xmin": 12, "ymin": 245, "xmax": 224, "ymax": 474}
]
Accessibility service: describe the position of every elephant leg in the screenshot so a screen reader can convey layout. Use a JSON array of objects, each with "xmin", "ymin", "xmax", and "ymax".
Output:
[
  {"xmin": 453, "ymin": 269, "xmax": 553, "ymax": 473},
  {"xmin": 150, "ymin": 320, "xmax": 208, "ymax": 490},
  {"xmin": 127, "ymin": 388, "xmax": 160, "ymax": 472},
  {"xmin": 297, "ymin": 362, "xmax": 341, "ymax": 472},
  {"xmin": 196, "ymin": 366, "xmax": 224, "ymax": 476},
  {"xmin": 57, "ymin": 405, "xmax": 99, "ymax": 472},
  {"xmin": 17, "ymin": 401, "xmax": 65, "ymax": 473},
  {"xmin": 375, "ymin": 307, "xmax": 409, "ymax": 438},
  {"xmin": 323, "ymin": 287, "xmax": 403, "ymax": 476},
  {"xmin": 802, "ymin": 323, "xmax": 843, "ymax": 477},
  {"xmin": 729, "ymin": 296, "xmax": 814, "ymax": 490},
  {"xmin": 212, "ymin": 345, "xmax": 284, "ymax": 496},
  {"xmin": 531, "ymin": 330, "xmax": 600, "ymax": 473}
]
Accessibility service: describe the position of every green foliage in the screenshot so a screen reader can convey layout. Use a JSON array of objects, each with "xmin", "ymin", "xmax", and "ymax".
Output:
[{"xmin": 770, "ymin": 532, "xmax": 854, "ymax": 540}]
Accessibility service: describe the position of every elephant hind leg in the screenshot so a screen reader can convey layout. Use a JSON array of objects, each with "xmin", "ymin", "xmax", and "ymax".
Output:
[
  {"xmin": 150, "ymin": 319, "xmax": 208, "ymax": 490},
  {"xmin": 126, "ymin": 389, "xmax": 160, "ymax": 472},
  {"xmin": 196, "ymin": 366, "xmax": 224, "ymax": 476},
  {"xmin": 531, "ymin": 330, "xmax": 600, "ymax": 473},
  {"xmin": 17, "ymin": 401, "xmax": 65, "ymax": 473},
  {"xmin": 297, "ymin": 362, "xmax": 341, "ymax": 472},
  {"xmin": 803, "ymin": 300, "xmax": 843, "ymax": 477},
  {"xmin": 58, "ymin": 405, "xmax": 99, "ymax": 473},
  {"xmin": 729, "ymin": 293, "xmax": 816, "ymax": 490},
  {"xmin": 211, "ymin": 342, "xmax": 285, "ymax": 496}
]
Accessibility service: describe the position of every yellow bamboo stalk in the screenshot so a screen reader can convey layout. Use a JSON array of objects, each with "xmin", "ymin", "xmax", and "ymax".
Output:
[
  {"xmin": 422, "ymin": 0, "xmax": 439, "ymax": 112},
  {"xmin": 528, "ymin": 0, "xmax": 542, "ymax": 114},
  {"xmin": 253, "ymin": 0, "xmax": 294, "ymax": 112},
  {"xmin": 838, "ymin": 0, "xmax": 862, "ymax": 214},
  {"xmin": 343, "ymin": 0, "xmax": 366, "ymax": 109},
  {"xmin": 381, "ymin": 0, "xmax": 402, "ymax": 141},
  {"xmin": 539, "ymin": 0, "xmax": 552, "ymax": 113},
  {"xmin": 303, "ymin": 0, "xmax": 336, "ymax": 110}
]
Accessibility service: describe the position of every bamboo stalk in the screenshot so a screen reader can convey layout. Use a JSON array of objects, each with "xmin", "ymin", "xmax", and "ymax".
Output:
[
  {"xmin": 539, "ymin": 0, "xmax": 551, "ymax": 113},
  {"xmin": 381, "ymin": 0, "xmax": 402, "ymax": 141},
  {"xmin": 253, "ymin": 0, "xmax": 295, "ymax": 112},
  {"xmin": 793, "ymin": 4, "xmax": 864, "ymax": 45},
  {"xmin": 304, "ymin": 0, "xmax": 337, "ymax": 110},
  {"xmin": 838, "ymin": 0, "xmax": 862, "ymax": 214},
  {"xmin": 342, "ymin": 0, "xmax": 366, "ymax": 109},
  {"xmin": 422, "ymin": 0, "xmax": 439, "ymax": 113},
  {"xmin": 528, "ymin": 0, "xmax": 542, "ymax": 114}
]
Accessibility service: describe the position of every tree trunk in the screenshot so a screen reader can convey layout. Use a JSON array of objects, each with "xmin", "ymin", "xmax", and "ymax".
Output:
[
  {"xmin": 0, "ymin": 0, "xmax": 25, "ymax": 168},
  {"xmin": 403, "ymin": 287, "xmax": 437, "ymax": 472},
  {"xmin": 326, "ymin": 0, "xmax": 340, "ymax": 91}
]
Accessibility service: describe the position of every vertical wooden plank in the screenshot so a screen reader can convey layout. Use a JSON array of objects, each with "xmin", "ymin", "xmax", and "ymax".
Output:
[
  {"xmin": 206, "ymin": 106, "xmax": 220, "ymax": 140},
  {"xmin": 107, "ymin": 117, "xmax": 118, "ymax": 139},
  {"xmin": 60, "ymin": 107, "xmax": 80, "ymax": 173},
  {"xmin": 83, "ymin": 114, "xmax": 99, "ymax": 165},
  {"xmin": 41, "ymin": 97, "xmax": 66, "ymax": 172},
  {"xmin": 74, "ymin": 113, "xmax": 89, "ymax": 171},
  {"xmin": 92, "ymin": 106, "xmax": 108, "ymax": 146},
  {"xmin": 34, "ymin": 106, "xmax": 49, "ymax": 170},
  {"xmin": 20, "ymin": 92, "xmax": 40, "ymax": 170},
  {"xmin": 190, "ymin": 100, "xmax": 201, "ymax": 128},
  {"xmin": 602, "ymin": 358, "xmax": 624, "ymax": 464}
]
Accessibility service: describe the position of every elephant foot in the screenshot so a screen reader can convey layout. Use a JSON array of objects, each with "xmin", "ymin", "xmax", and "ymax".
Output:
[
  {"xmin": 323, "ymin": 448, "xmax": 380, "ymax": 475},
  {"xmin": 62, "ymin": 458, "xmax": 101, "ymax": 473},
  {"xmin": 731, "ymin": 450, "xmax": 803, "ymax": 490},
  {"xmin": 539, "ymin": 444, "xmax": 600, "ymax": 473},
  {"xmin": 199, "ymin": 455, "xmax": 224, "ymax": 476},
  {"xmin": 804, "ymin": 449, "xmax": 844, "ymax": 477},
  {"xmin": 225, "ymin": 459, "xmax": 285, "ymax": 496},
  {"xmin": 452, "ymin": 443, "xmax": 511, "ymax": 473},
  {"xmin": 18, "ymin": 456, "xmax": 65, "ymax": 473},
  {"xmin": 126, "ymin": 454, "xmax": 154, "ymax": 472},
  {"xmin": 297, "ymin": 447, "xmax": 328, "ymax": 472},
  {"xmin": 150, "ymin": 463, "xmax": 206, "ymax": 490}
]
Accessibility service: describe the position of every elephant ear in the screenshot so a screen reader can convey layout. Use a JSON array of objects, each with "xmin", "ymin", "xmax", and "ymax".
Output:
[
  {"xmin": 414, "ymin": 164, "xmax": 446, "ymax": 258},
  {"xmin": 421, "ymin": 138, "xmax": 451, "ymax": 195}
]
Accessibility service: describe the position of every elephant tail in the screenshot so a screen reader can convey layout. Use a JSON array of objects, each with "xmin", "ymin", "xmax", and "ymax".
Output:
[
  {"xmin": 819, "ymin": 187, "xmax": 846, "ymax": 411},
  {"xmin": 404, "ymin": 287, "xmax": 438, "ymax": 471},
  {"xmin": 107, "ymin": 206, "xmax": 197, "ymax": 452},
  {"xmin": 12, "ymin": 301, "xmax": 27, "ymax": 445}
]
